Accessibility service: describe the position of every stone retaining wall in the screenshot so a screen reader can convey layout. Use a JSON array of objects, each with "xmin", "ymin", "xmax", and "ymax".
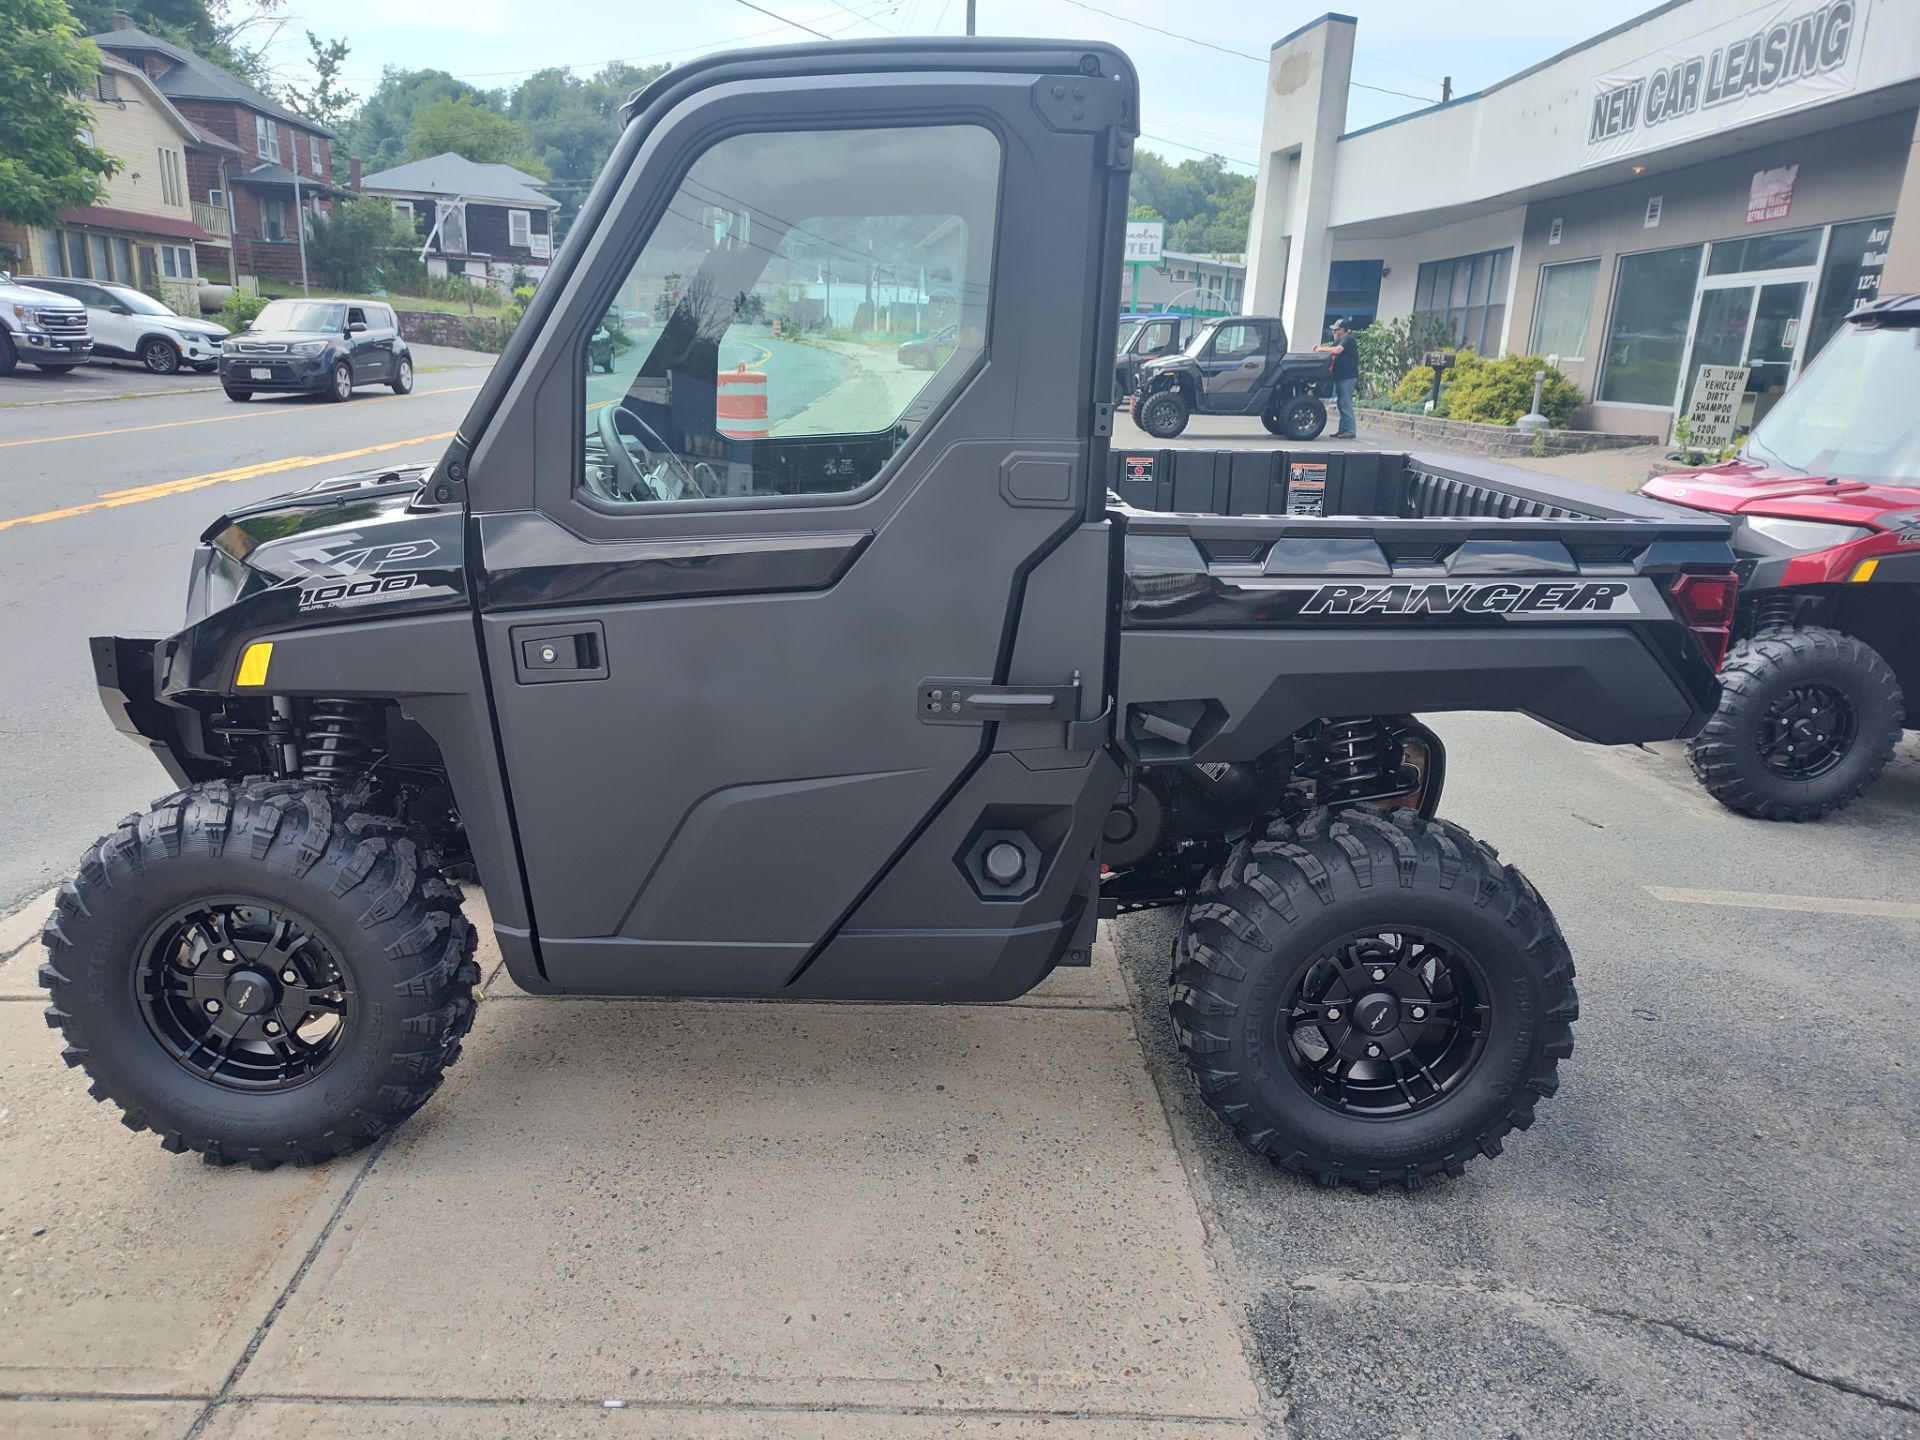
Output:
[
  {"xmin": 395, "ymin": 310, "xmax": 505, "ymax": 352},
  {"xmin": 1357, "ymin": 407, "xmax": 1660, "ymax": 457}
]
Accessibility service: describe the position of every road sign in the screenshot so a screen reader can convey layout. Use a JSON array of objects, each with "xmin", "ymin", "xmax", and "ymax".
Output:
[{"xmin": 1123, "ymin": 222, "xmax": 1163, "ymax": 265}]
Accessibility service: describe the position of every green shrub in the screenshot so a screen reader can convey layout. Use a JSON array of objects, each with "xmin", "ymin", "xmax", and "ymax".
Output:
[
  {"xmin": 1391, "ymin": 365, "xmax": 1438, "ymax": 406},
  {"xmin": 219, "ymin": 291, "xmax": 269, "ymax": 331},
  {"xmin": 304, "ymin": 196, "xmax": 416, "ymax": 293},
  {"xmin": 1354, "ymin": 313, "xmax": 1455, "ymax": 399},
  {"xmin": 1438, "ymin": 351, "xmax": 1581, "ymax": 427}
]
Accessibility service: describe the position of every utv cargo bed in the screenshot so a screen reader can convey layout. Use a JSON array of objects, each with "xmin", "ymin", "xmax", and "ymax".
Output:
[{"xmin": 1108, "ymin": 447, "xmax": 1734, "ymax": 757}]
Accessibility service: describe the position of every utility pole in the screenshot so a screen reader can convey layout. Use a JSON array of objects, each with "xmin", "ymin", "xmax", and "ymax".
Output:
[
  {"xmin": 1442, "ymin": 75, "xmax": 1452, "ymax": 103},
  {"xmin": 966, "ymin": 0, "xmax": 975, "ymax": 35},
  {"xmin": 291, "ymin": 168, "xmax": 310, "ymax": 296}
]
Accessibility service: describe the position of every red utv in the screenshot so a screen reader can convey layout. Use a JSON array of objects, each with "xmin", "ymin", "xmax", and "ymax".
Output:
[{"xmin": 1644, "ymin": 292, "xmax": 1918, "ymax": 820}]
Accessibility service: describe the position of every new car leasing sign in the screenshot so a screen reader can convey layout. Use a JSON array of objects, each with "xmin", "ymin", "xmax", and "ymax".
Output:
[{"xmin": 1584, "ymin": 0, "xmax": 1869, "ymax": 167}]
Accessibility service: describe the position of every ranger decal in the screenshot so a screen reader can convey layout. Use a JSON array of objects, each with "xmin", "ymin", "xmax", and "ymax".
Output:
[{"xmin": 1300, "ymin": 580, "xmax": 1639, "ymax": 617}]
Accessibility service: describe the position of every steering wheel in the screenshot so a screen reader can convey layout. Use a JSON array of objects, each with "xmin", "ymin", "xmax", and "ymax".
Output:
[{"xmin": 592, "ymin": 402, "xmax": 725, "ymax": 502}]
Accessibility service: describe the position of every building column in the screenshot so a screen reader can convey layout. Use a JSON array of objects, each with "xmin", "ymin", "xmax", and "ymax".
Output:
[
  {"xmin": 1879, "ymin": 109, "xmax": 1920, "ymax": 295},
  {"xmin": 1245, "ymin": 14, "xmax": 1355, "ymax": 345}
]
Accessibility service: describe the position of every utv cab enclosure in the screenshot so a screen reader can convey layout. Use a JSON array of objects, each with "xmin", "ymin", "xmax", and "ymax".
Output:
[{"xmin": 51, "ymin": 38, "xmax": 1736, "ymax": 1192}]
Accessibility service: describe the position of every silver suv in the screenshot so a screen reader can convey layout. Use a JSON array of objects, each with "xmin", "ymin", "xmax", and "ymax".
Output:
[{"xmin": 0, "ymin": 270, "xmax": 94, "ymax": 375}]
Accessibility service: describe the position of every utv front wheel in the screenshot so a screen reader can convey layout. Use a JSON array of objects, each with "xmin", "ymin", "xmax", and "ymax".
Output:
[
  {"xmin": 40, "ymin": 781, "xmax": 479, "ymax": 1168},
  {"xmin": 1137, "ymin": 389, "xmax": 1189, "ymax": 439},
  {"xmin": 1172, "ymin": 808, "xmax": 1576, "ymax": 1191},
  {"xmin": 1688, "ymin": 626, "xmax": 1904, "ymax": 821}
]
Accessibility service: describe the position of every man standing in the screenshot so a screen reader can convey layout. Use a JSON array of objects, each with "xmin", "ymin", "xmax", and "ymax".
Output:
[{"xmin": 1317, "ymin": 318, "xmax": 1360, "ymax": 440}]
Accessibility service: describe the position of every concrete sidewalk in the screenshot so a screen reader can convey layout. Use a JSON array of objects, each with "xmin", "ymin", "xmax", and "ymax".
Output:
[{"xmin": 0, "ymin": 891, "xmax": 1265, "ymax": 1440}]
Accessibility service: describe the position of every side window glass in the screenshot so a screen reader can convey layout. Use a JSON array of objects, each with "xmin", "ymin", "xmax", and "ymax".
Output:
[
  {"xmin": 346, "ymin": 306, "xmax": 367, "ymax": 329},
  {"xmin": 1211, "ymin": 323, "xmax": 1258, "ymax": 359},
  {"xmin": 1144, "ymin": 320, "xmax": 1174, "ymax": 355},
  {"xmin": 581, "ymin": 124, "xmax": 1001, "ymax": 507}
]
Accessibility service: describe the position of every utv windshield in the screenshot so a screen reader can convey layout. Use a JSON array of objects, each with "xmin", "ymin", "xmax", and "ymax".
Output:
[
  {"xmin": 1742, "ymin": 322, "xmax": 1920, "ymax": 486},
  {"xmin": 252, "ymin": 300, "xmax": 347, "ymax": 333},
  {"xmin": 1181, "ymin": 321, "xmax": 1219, "ymax": 359}
]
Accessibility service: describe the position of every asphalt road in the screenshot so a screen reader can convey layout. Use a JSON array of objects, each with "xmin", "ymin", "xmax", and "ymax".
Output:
[{"xmin": 0, "ymin": 347, "xmax": 494, "ymax": 909}]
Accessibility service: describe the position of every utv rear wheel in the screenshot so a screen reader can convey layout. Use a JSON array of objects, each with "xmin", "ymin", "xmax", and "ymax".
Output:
[
  {"xmin": 1171, "ymin": 807, "xmax": 1576, "ymax": 1191},
  {"xmin": 39, "ymin": 781, "xmax": 479, "ymax": 1169},
  {"xmin": 1265, "ymin": 394, "xmax": 1327, "ymax": 441},
  {"xmin": 1137, "ymin": 389, "xmax": 1190, "ymax": 439},
  {"xmin": 1688, "ymin": 626, "xmax": 1904, "ymax": 821}
]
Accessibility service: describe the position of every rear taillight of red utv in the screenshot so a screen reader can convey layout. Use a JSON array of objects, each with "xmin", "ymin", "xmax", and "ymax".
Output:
[{"xmin": 1668, "ymin": 570, "xmax": 1739, "ymax": 670}]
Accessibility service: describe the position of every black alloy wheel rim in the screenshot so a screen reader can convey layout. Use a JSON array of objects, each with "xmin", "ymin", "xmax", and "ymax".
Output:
[
  {"xmin": 1757, "ymin": 682, "xmax": 1856, "ymax": 780},
  {"xmin": 1279, "ymin": 929, "xmax": 1490, "ymax": 1118},
  {"xmin": 1146, "ymin": 396, "xmax": 1178, "ymax": 430},
  {"xmin": 135, "ymin": 900, "xmax": 354, "ymax": 1091}
]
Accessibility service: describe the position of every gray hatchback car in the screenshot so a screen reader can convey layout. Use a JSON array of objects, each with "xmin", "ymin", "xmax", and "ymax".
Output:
[{"xmin": 219, "ymin": 298, "xmax": 413, "ymax": 402}]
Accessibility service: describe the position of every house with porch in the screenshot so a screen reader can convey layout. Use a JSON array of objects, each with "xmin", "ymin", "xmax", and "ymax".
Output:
[
  {"xmin": 358, "ymin": 155, "xmax": 559, "ymax": 287},
  {"xmin": 0, "ymin": 54, "xmax": 228, "ymax": 296},
  {"xmin": 90, "ymin": 14, "xmax": 339, "ymax": 283}
]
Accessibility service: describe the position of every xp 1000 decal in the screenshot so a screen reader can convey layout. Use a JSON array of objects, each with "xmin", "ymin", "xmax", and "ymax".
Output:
[{"xmin": 264, "ymin": 538, "xmax": 445, "ymax": 612}]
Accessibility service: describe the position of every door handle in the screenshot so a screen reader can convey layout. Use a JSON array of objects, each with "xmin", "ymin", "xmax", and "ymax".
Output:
[{"xmin": 511, "ymin": 621, "xmax": 608, "ymax": 683}]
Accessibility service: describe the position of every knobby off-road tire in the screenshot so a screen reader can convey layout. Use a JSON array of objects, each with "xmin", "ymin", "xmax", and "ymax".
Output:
[
  {"xmin": 1265, "ymin": 394, "xmax": 1327, "ymax": 441},
  {"xmin": 40, "ymin": 780, "xmax": 479, "ymax": 1169},
  {"xmin": 1171, "ymin": 807, "xmax": 1577, "ymax": 1192},
  {"xmin": 1688, "ymin": 626, "xmax": 1904, "ymax": 822},
  {"xmin": 1137, "ymin": 389, "xmax": 1190, "ymax": 439}
]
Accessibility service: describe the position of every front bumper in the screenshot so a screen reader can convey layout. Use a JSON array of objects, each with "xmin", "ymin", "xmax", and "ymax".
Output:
[
  {"xmin": 91, "ymin": 636, "xmax": 194, "ymax": 787},
  {"xmin": 219, "ymin": 353, "xmax": 333, "ymax": 391},
  {"xmin": 13, "ymin": 332, "xmax": 92, "ymax": 364}
]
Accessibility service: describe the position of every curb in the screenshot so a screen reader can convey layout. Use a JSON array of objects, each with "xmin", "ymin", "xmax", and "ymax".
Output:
[
  {"xmin": 0, "ymin": 887, "xmax": 56, "ymax": 964},
  {"xmin": 1, "ymin": 382, "xmax": 223, "ymax": 410}
]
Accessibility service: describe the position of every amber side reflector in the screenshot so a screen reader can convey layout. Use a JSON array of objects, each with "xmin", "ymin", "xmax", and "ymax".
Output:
[
  {"xmin": 236, "ymin": 641, "xmax": 273, "ymax": 687},
  {"xmin": 1851, "ymin": 558, "xmax": 1880, "ymax": 583}
]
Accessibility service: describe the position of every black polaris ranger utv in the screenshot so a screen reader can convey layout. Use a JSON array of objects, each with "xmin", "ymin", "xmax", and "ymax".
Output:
[{"xmin": 42, "ymin": 39, "xmax": 1737, "ymax": 1191}]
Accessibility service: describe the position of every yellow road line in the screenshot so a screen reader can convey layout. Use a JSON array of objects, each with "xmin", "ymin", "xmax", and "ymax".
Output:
[
  {"xmin": 0, "ymin": 382, "xmax": 483, "ymax": 451},
  {"xmin": 1647, "ymin": 886, "xmax": 1920, "ymax": 921},
  {"xmin": 0, "ymin": 431, "xmax": 453, "ymax": 535}
]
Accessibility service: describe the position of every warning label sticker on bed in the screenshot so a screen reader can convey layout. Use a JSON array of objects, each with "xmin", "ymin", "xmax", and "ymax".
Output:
[
  {"xmin": 1122, "ymin": 453, "xmax": 1156, "ymax": 484},
  {"xmin": 1287, "ymin": 462, "xmax": 1327, "ymax": 516}
]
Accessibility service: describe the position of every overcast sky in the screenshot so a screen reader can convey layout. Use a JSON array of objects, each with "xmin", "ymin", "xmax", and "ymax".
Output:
[{"xmin": 266, "ymin": 0, "xmax": 1660, "ymax": 171}]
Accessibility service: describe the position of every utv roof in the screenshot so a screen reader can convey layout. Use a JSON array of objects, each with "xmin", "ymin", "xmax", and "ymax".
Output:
[{"xmin": 1847, "ymin": 292, "xmax": 1920, "ymax": 326}]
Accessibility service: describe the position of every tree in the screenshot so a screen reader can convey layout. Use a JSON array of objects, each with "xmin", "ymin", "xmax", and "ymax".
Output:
[
  {"xmin": 0, "ymin": 0, "xmax": 116, "ymax": 229},
  {"xmin": 342, "ymin": 68, "xmax": 496, "ymax": 176},
  {"xmin": 302, "ymin": 193, "xmax": 414, "ymax": 291},
  {"xmin": 404, "ymin": 94, "xmax": 548, "ymax": 178},
  {"xmin": 282, "ymin": 30, "xmax": 352, "ymax": 141},
  {"xmin": 1127, "ymin": 150, "xmax": 1254, "ymax": 257},
  {"xmin": 508, "ymin": 61, "xmax": 666, "ymax": 218}
]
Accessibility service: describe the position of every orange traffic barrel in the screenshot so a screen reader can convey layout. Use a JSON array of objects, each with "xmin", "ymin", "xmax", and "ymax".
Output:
[{"xmin": 717, "ymin": 361, "xmax": 769, "ymax": 440}]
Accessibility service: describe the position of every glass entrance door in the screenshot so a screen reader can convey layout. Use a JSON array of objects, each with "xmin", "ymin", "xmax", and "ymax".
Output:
[
  {"xmin": 1746, "ymin": 282, "xmax": 1807, "ymax": 428},
  {"xmin": 1676, "ymin": 275, "xmax": 1813, "ymax": 438}
]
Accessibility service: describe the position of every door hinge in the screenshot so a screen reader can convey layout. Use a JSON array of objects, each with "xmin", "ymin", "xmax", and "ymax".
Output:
[{"xmin": 918, "ymin": 675, "xmax": 1109, "ymax": 751}]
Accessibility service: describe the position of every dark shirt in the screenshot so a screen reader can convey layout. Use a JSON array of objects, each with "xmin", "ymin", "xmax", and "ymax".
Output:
[{"xmin": 1328, "ymin": 336, "xmax": 1359, "ymax": 380}]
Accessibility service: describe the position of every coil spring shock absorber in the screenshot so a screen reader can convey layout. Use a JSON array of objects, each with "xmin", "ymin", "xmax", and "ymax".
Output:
[
  {"xmin": 298, "ymin": 698, "xmax": 376, "ymax": 785},
  {"xmin": 1318, "ymin": 718, "xmax": 1393, "ymax": 804},
  {"xmin": 1748, "ymin": 591, "xmax": 1798, "ymax": 635}
]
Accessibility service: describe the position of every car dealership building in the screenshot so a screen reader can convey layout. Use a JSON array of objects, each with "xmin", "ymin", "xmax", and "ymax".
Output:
[{"xmin": 1246, "ymin": 0, "xmax": 1920, "ymax": 433}]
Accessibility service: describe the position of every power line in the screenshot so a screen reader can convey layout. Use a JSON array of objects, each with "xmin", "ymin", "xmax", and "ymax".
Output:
[
  {"xmin": 1039, "ymin": 0, "xmax": 1437, "ymax": 103},
  {"xmin": 732, "ymin": 0, "xmax": 833, "ymax": 39},
  {"xmin": 1137, "ymin": 132, "xmax": 1254, "ymax": 169}
]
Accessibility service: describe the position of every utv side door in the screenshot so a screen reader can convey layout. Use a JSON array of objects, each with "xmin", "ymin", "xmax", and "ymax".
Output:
[
  {"xmin": 459, "ymin": 43, "xmax": 1134, "ymax": 1000},
  {"xmin": 1198, "ymin": 319, "xmax": 1270, "ymax": 408}
]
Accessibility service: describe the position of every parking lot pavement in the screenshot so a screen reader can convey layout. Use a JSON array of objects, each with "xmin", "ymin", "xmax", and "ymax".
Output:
[{"xmin": 1113, "ymin": 712, "xmax": 1920, "ymax": 1440}]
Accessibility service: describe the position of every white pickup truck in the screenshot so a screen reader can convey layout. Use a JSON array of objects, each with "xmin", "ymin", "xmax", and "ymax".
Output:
[{"xmin": 0, "ymin": 270, "xmax": 94, "ymax": 375}]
